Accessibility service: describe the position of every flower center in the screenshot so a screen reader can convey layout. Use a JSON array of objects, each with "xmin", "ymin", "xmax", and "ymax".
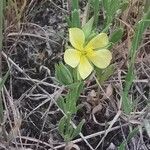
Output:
[{"xmin": 81, "ymin": 50, "xmax": 87, "ymax": 55}]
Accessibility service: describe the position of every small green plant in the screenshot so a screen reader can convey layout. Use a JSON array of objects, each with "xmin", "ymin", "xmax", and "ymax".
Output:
[
  {"xmin": 55, "ymin": 0, "xmax": 125, "ymax": 144},
  {"xmin": 56, "ymin": 63, "xmax": 85, "ymax": 142}
]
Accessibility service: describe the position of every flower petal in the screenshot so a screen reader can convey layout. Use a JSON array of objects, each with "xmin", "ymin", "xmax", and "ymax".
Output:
[
  {"xmin": 64, "ymin": 49, "xmax": 81, "ymax": 68},
  {"xmin": 86, "ymin": 33, "xmax": 109, "ymax": 49},
  {"xmin": 87, "ymin": 49, "xmax": 112, "ymax": 68},
  {"xmin": 69, "ymin": 28, "xmax": 85, "ymax": 50},
  {"xmin": 78, "ymin": 56, "xmax": 93, "ymax": 79}
]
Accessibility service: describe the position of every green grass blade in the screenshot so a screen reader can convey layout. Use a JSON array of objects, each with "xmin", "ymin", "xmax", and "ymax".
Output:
[
  {"xmin": 122, "ymin": 8, "xmax": 150, "ymax": 114},
  {"xmin": 118, "ymin": 128, "xmax": 139, "ymax": 150}
]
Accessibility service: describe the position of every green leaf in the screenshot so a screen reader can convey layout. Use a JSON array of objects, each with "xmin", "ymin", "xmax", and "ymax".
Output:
[
  {"xmin": 57, "ymin": 96, "xmax": 67, "ymax": 114},
  {"xmin": 110, "ymin": 28, "xmax": 124, "ymax": 43},
  {"xmin": 82, "ymin": 17, "xmax": 94, "ymax": 39},
  {"xmin": 57, "ymin": 82, "xmax": 84, "ymax": 115},
  {"xmin": 65, "ymin": 125, "xmax": 74, "ymax": 141},
  {"xmin": 122, "ymin": 93, "xmax": 133, "ymax": 115},
  {"xmin": 102, "ymin": 0, "xmax": 109, "ymax": 11},
  {"xmin": 71, "ymin": 0, "xmax": 79, "ymax": 10},
  {"xmin": 68, "ymin": 82, "xmax": 84, "ymax": 102},
  {"xmin": 58, "ymin": 116, "xmax": 67, "ymax": 137},
  {"xmin": 71, "ymin": 119, "xmax": 85, "ymax": 139},
  {"xmin": 55, "ymin": 62, "xmax": 73, "ymax": 85},
  {"xmin": 66, "ymin": 82, "xmax": 83, "ymax": 114},
  {"xmin": 68, "ymin": 0, "xmax": 80, "ymax": 28},
  {"xmin": 58, "ymin": 115, "xmax": 75, "ymax": 142},
  {"xmin": 71, "ymin": 9, "xmax": 80, "ymax": 28},
  {"xmin": 96, "ymin": 64, "xmax": 115, "ymax": 85},
  {"xmin": 66, "ymin": 90, "xmax": 77, "ymax": 114},
  {"xmin": 59, "ymin": 63, "xmax": 73, "ymax": 83}
]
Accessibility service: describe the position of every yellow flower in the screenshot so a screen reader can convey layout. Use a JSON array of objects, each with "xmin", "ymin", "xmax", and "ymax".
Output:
[{"xmin": 64, "ymin": 28, "xmax": 112, "ymax": 79}]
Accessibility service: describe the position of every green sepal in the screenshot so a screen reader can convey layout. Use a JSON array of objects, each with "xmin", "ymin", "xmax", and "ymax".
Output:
[
  {"xmin": 57, "ymin": 96, "xmax": 67, "ymax": 114},
  {"xmin": 82, "ymin": 17, "xmax": 94, "ymax": 40}
]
